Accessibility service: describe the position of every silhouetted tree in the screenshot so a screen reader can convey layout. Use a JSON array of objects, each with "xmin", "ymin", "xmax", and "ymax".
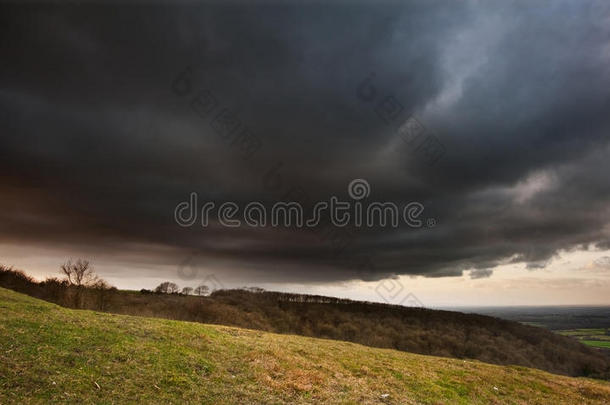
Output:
[
  {"xmin": 60, "ymin": 259, "xmax": 98, "ymax": 308},
  {"xmin": 194, "ymin": 285, "xmax": 209, "ymax": 296},
  {"xmin": 60, "ymin": 259, "xmax": 97, "ymax": 287},
  {"xmin": 155, "ymin": 281, "xmax": 179, "ymax": 294},
  {"xmin": 181, "ymin": 287, "xmax": 194, "ymax": 295}
]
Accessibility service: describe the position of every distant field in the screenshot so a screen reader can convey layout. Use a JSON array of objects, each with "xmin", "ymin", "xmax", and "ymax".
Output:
[
  {"xmin": 559, "ymin": 329, "xmax": 608, "ymax": 336},
  {"xmin": 453, "ymin": 306, "xmax": 610, "ymax": 331},
  {"xmin": 558, "ymin": 329, "xmax": 610, "ymax": 350},
  {"xmin": 2, "ymin": 287, "xmax": 610, "ymax": 404},
  {"xmin": 582, "ymin": 341, "xmax": 610, "ymax": 349},
  {"xmin": 521, "ymin": 321, "xmax": 546, "ymax": 328}
]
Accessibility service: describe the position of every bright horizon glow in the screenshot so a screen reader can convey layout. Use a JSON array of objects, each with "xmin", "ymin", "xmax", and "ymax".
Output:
[{"xmin": 3, "ymin": 243, "xmax": 609, "ymax": 307}]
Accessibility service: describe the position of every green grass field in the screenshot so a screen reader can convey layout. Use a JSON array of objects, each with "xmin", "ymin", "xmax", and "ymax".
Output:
[
  {"xmin": 558, "ymin": 329, "xmax": 608, "ymax": 337},
  {"xmin": 1, "ymin": 287, "xmax": 610, "ymax": 404},
  {"xmin": 558, "ymin": 329, "xmax": 610, "ymax": 349},
  {"xmin": 581, "ymin": 341, "xmax": 610, "ymax": 349}
]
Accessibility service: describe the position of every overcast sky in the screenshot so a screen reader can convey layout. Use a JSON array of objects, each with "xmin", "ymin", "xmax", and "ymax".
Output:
[{"xmin": 2, "ymin": 1, "xmax": 610, "ymax": 305}]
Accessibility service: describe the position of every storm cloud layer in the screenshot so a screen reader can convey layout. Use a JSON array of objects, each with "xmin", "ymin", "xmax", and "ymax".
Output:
[{"xmin": 1, "ymin": 1, "xmax": 610, "ymax": 284}]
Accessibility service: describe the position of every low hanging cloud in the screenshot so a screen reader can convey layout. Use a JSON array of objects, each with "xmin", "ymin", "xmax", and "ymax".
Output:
[{"xmin": 469, "ymin": 269, "xmax": 494, "ymax": 280}]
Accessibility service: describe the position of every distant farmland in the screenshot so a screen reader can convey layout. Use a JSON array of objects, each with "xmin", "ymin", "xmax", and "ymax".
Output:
[{"xmin": 558, "ymin": 329, "xmax": 610, "ymax": 350}]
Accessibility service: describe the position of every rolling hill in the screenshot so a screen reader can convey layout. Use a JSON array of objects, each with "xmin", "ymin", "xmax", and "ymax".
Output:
[
  {"xmin": 1, "ymin": 266, "xmax": 609, "ymax": 380},
  {"xmin": 1, "ymin": 287, "xmax": 610, "ymax": 404}
]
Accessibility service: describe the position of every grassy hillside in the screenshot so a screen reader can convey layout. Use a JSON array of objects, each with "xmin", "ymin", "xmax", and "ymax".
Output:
[
  {"xmin": 3, "ymin": 267, "xmax": 609, "ymax": 380},
  {"xmin": 1, "ymin": 288, "xmax": 610, "ymax": 404}
]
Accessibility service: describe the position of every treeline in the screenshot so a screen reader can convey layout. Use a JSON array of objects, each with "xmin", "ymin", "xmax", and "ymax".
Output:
[
  {"xmin": 1, "ymin": 265, "xmax": 609, "ymax": 380},
  {"xmin": 0, "ymin": 262, "xmax": 116, "ymax": 311}
]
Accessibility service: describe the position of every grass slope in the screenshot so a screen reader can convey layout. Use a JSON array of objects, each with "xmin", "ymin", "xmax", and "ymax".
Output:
[{"xmin": 1, "ymin": 288, "xmax": 609, "ymax": 405}]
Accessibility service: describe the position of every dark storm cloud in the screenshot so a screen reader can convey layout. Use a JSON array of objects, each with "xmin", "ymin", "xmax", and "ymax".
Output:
[{"xmin": 1, "ymin": 1, "xmax": 610, "ymax": 284}]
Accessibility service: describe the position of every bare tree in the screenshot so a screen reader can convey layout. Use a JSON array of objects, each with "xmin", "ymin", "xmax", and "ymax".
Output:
[
  {"xmin": 194, "ymin": 285, "xmax": 210, "ymax": 296},
  {"xmin": 155, "ymin": 281, "xmax": 180, "ymax": 294},
  {"xmin": 181, "ymin": 287, "xmax": 193, "ymax": 295},
  {"xmin": 59, "ymin": 259, "xmax": 101, "ymax": 308},
  {"xmin": 60, "ymin": 259, "xmax": 98, "ymax": 287}
]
